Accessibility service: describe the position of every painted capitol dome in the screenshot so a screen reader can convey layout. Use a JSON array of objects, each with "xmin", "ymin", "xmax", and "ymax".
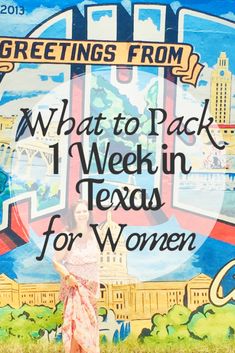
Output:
[{"xmin": 99, "ymin": 211, "xmax": 138, "ymax": 285}]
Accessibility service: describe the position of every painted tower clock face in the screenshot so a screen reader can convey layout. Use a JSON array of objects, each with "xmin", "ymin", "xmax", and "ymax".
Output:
[{"xmin": 220, "ymin": 70, "xmax": 225, "ymax": 76}]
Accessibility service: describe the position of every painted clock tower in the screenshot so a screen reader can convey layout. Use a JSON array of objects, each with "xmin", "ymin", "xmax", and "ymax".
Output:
[{"xmin": 210, "ymin": 52, "xmax": 232, "ymax": 124}]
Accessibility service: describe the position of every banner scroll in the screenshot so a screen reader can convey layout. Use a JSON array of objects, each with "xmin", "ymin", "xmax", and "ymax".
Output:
[{"xmin": 0, "ymin": 37, "xmax": 204, "ymax": 86}]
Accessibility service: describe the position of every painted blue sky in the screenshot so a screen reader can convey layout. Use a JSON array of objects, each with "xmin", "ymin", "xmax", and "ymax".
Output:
[
  {"xmin": 92, "ymin": 10, "xmax": 112, "ymax": 21},
  {"xmin": 8, "ymin": 0, "xmax": 235, "ymax": 16},
  {"xmin": 0, "ymin": 0, "xmax": 235, "ymax": 37},
  {"xmin": 139, "ymin": 9, "xmax": 161, "ymax": 29},
  {"xmin": 183, "ymin": 14, "xmax": 235, "ymax": 73}
]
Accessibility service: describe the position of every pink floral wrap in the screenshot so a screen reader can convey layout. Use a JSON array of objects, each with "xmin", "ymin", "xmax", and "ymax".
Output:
[{"xmin": 59, "ymin": 274, "xmax": 100, "ymax": 353}]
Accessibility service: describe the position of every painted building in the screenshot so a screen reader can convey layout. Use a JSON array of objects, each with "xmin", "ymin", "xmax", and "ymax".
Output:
[
  {"xmin": 0, "ymin": 115, "xmax": 16, "ymax": 131},
  {"xmin": 100, "ymin": 273, "xmax": 222, "ymax": 319},
  {"xmin": 99, "ymin": 211, "xmax": 138, "ymax": 285},
  {"xmin": 0, "ymin": 273, "xmax": 222, "ymax": 321},
  {"xmin": 198, "ymin": 52, "xmax": 235, "ymax": 165},
  {"xmin": 210, "ymin": 124, "xmax": 235, "ymax": 156},
  {"xmin": 0, "ymin": 115, "xmax": 17, "ymax": 145},
  {"xmin": 210, "ymin": 52, "xmax": 232, "ymax": 124},
  {"xmin": 0, "ymin": 273, "xmax": 60, "ymax": 308}
]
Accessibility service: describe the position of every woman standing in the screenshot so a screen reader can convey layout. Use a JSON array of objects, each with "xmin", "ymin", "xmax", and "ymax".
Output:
[{"xmin": 53, "ymin": 200, "xmax": 100, "ymax": 353}]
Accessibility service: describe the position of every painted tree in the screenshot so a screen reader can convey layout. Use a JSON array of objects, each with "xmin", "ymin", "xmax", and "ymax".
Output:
[{"xmin": 188, "ymin": 303, "xmax": 235, "ymax": 340}]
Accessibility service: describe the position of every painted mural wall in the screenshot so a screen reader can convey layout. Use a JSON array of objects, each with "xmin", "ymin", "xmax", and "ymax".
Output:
[{"xmin": 0, "ymin": 1, "xmax": 234, "ymax": 352}]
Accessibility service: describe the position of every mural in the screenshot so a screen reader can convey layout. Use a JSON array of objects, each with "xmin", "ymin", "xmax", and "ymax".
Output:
[{"xmin": 0, "ymin": 1, "xmax": 234, "ymax": 353}]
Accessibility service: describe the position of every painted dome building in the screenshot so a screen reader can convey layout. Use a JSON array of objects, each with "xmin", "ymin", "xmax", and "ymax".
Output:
[{"xmin": 99, "ymin": 211, "xmax": 138, "ymax": 285}]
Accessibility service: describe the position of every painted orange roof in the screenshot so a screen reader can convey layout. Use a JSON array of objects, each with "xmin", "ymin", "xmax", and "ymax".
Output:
[{"xmin": 211, "ymin": 124, "xmax": 235, "ymax": 128}]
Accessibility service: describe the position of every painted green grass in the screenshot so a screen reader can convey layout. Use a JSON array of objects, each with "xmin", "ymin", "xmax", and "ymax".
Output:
[
  {"xmin": 0, "ymin": 336, "xmax": 234, "ymax": 353},
  {"xmin": 101, "ymin": 335, "xmax": 235, "ymax": 353}
]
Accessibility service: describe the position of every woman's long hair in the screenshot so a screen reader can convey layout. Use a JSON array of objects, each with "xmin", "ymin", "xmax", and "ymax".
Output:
[{"xmin": 65, "ymin": 199, "xmax": 93, "ymax": 231}]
